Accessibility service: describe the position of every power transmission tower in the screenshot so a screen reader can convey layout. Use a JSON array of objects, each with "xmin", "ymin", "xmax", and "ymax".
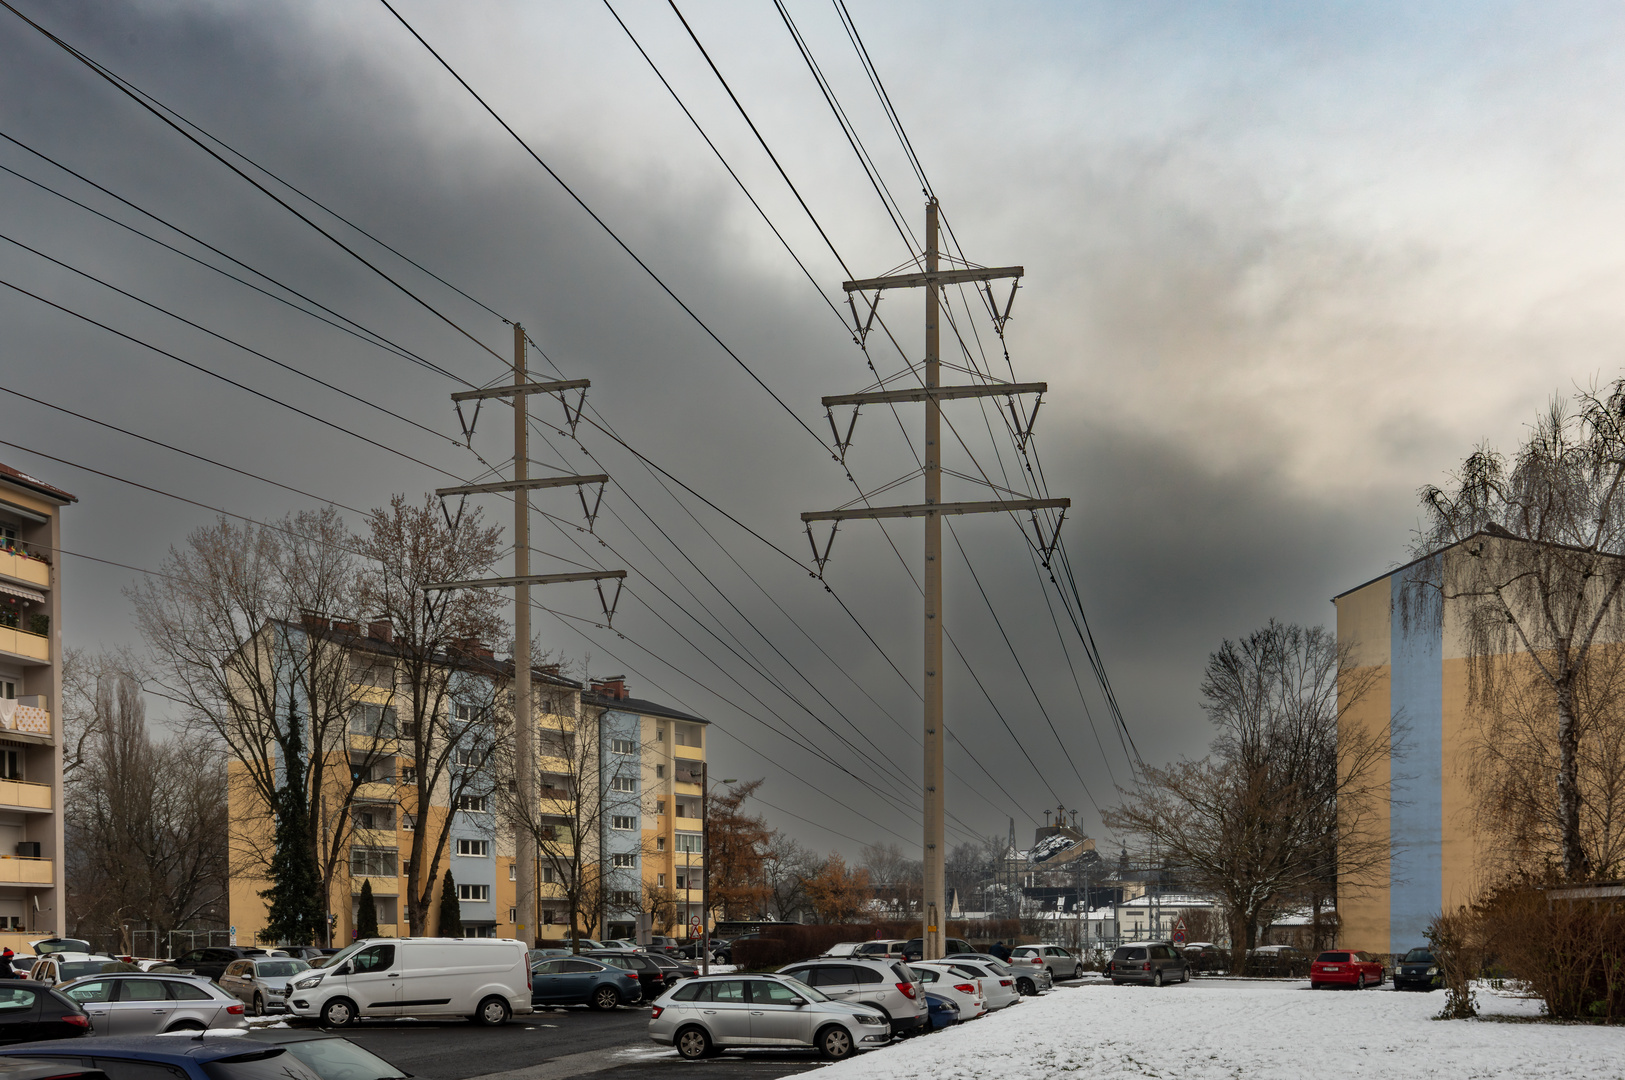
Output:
[
  {"xmin": 428, "ymin": 323, "xmax": 625, "ymax": 946},
  {"xmin": 803, "ymin": 200, "xmax": 1068, "ymax": 961}
]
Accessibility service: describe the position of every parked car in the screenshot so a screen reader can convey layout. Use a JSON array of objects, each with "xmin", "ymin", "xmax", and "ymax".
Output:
[
  {"xmin": 531, "ymin": 957, "xmax": 642, "ymax": 1010},
  {"xmin": 218, "ymin": 957, "xmax": 313, "ymax": 1016},
  {"xmin": 27, "ymin": 940, "xmax": 92, "ymax": 958},
  {"xmin": 1182, "ymin": 943, "xmax": 1229, "ymax": 973},
  {"xmin": 0, "ymin": 980, "xmax": 91, "ymax": 1043},
  {"xmin": 944, "ymin": 953, "xmax": 1050, "ymax": 996},
  {"xmin": 643, "ymin": 953, "xmax": 698, "ymax": 984},
  {"xmin": 0, "ymin": 1035, "xmax": 328, "ymax": 1080},
  {"xmin": 901, "ymin": 938, "xmax": 974, "ymax": 962},
  {"xmin": 1009, "ymin": 945, "xmax": 1083, "ymax": 982},
  {"xmin": 775, "ymin": 958, "xmax": 927, "ymax": 1037},
  {"xmin": 588, "ymin": 951, "xmax": 669, "ymax": 1001},
  {"xmin": 286, "ymin": 938, "xmax": 532, "ymax": 1026},
  {"xmin": 25, "ymin": 956, "xmax": 136, "ymax": 987},
  {"xmin": 1393, "ymin": 947, "xmax": 1441, "ymax": 992},
  {"xmin": 822, "ymin": 942, "xmax": 863, "ymax": 958},
  {"xmin": 908, "ymin": 965, "xmax": 985, "ymax": 1019},
  {"xmin": 1310, "ymin": 950, "xmax": 1386, "ymax": 990},
  {"xmin": 648, "ymin": 973, "xmax": 891, "ymax": 1061},
  {"xmin": 851, "ymin": 940, "xmax": 909, "ymax": 959},
  {"xmin": 916, "ymin": 960, "xmax": 1018, "ymax": 1011},
  {"xmin": 644, "ymin": 936, "xmax": 684, "ymax": 957},
  {"xmin": 1109, "ymin": 942, "xmax": 1190, "ymax": 987},
  {"xmin": 922, "ymin": 991, "xmax": 959, "ymax": 1031},
  {"xmin": 711, "ymin": 935, "xmax": 757, "ymax": 963},
  {"xmin": 57, "ymin": 973, "xmax": 246, "ymax": 1035},
  {"xmin": 276, "ymin": 949, "xmax": 337, "ymax": 965},
  {"xmin": 169, "ymin": 948, "xmax": 272, "ymax": 983},
  {"xmin": 235, "ymin": 1030, "xmax": 409, "ymax": 1080}
]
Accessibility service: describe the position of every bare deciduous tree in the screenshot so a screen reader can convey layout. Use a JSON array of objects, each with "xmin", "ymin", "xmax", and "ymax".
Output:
[
  {"xmin": 1105, "ymin": 622, "xmax": 1389, "ymax": 957},
  {"xmin": 1411, "ymin": 382, "xmax": 1625, "ymax": 879},
  {"xmin": 761, "ymin": 833, "xmax": 819, "ymax": 921}
]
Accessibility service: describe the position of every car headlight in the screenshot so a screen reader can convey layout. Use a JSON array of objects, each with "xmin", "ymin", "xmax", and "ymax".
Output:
[
  {"xmin": 293, "ymin": 975, "xmax": 324, "ymax": 990},
  {"xmin": 1427, "ymin": 967, "xmax": 1437, "ymax": 975},
  {"xmin": 855, "ymin": 1014, "xmax": 885, "ymax": 1025}
]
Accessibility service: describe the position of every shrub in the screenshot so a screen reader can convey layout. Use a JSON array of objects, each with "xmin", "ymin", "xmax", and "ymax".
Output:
[
  {"xmin": 1477, "ymin": 883, "xmax": 1625, "ymax": 1021},
  {"xmin": 1426, "ymin": 908, "xmax": 1478, "ymax": 1019}
]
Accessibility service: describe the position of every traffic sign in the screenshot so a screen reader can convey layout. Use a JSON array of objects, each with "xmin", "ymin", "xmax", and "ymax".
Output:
[{"xmin": 1172, "ymin": 919, "xmax": 1187, "ymax": 945}]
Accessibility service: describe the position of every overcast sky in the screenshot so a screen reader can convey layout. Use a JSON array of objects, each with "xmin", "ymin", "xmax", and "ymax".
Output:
[{"xmin": 6, "ymin": 0, "xmax": 1625, "ymax": 860}]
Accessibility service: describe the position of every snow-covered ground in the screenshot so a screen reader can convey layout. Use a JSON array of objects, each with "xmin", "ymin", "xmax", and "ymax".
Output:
[{"xmin": 824, "ymin": 977, "xmax": 1625, "ymax": 1079}]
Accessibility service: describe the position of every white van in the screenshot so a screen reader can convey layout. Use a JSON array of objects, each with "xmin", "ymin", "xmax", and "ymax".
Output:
[{"xmin": 285, "ymin": 938, "xmax": 532, "ymax": 1027}]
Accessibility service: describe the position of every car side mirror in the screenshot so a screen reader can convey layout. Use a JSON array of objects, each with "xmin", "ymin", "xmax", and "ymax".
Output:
[
  {"xmin": 334, "ymin": 964, "xmax": 351, "ymax": 976},
  {"xmin": 788, "ymin": 997, "xmax": 806, "ymax": 1007}
]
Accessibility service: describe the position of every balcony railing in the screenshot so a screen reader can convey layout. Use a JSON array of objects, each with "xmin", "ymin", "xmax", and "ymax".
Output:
[
  {"xmin": 0, "ymin": 627, "xmax": 46, "ymax": 664},
  {"xmin": 673, "ymin": 744, "xmax": 704, "ymax": 761},
  {"xmin": 0, "ymin": 856, "xmax": 51, "ymax": 885},
  {"xmin": 0, "ymin": 547, "xmax": 48, "ymax": 590},
  {"xmin": 0, "ymin": 779, "xmax": 50, "ymax": 811}
]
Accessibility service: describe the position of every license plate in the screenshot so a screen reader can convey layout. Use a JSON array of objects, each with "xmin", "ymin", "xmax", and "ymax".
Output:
[{"xmin": 1323, "ymin": 966, "xmax": 1339, "ymax": 972}]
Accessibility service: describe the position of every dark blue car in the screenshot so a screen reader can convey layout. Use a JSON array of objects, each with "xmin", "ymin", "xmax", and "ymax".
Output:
[
  {"xmin": 923, "ymin": 991, "xmax": 959, "ymax": 1031},
  {"xmin": 531, "ymin": 957, "xmax": 643, "ymax": 1009},
  {"xmin": 0, "ymin": 1035, "xmax": 328, "ymax": 1080}
]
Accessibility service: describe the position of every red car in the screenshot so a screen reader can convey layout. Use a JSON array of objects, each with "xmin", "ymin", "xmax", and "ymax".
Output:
[{"xmin": 1310, "ymin": 950, "xmax": 1385, "ymax": 989}]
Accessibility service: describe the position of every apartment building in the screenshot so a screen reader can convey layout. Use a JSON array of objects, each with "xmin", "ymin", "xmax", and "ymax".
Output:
[
  {"xmin": 0, "ymin": 463, "xmax": 73, "ymax": 948},
  {"xmin": 228, "ymin": 624, "xmax": 709, "ymax": 946}
]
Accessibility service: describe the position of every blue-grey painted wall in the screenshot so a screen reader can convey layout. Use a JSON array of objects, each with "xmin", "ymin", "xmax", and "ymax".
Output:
[{"xmin": 1389, "ymin": 571, "xmax": 1442, "ymax": 948}]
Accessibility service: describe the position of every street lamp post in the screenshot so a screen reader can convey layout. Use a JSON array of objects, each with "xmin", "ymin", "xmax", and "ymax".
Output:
[{"xmin": 699, "ymin": 763, "xmax": 737, "ymax": 976}]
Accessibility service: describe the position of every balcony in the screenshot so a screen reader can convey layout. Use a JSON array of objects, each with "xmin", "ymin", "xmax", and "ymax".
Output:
[
  {"xmin": 350, "ymin": 875, "xmax": 398, "ymax": 896},
  {"xmin": 0, "ymin": 550, "xmax": 48, "ymax": 591},
  {"xmin": 347, "ymin": 733, "xmax": 400, "ymax": 754},
  {"xmin": 673, "ymin": 744, "xmax": 704, "ymax": 761},
  {"xmin": 0, "ymin": 857, "xmax": 51, "ymax": 885},
  {"xmin": 353, "ymin": 780, "xmax": 398, "ymax": 801},
  {"xmin": 0, "ymin": 704, "xmax": 49, "ymax": 740},
  {"xmin": 0, "ymin": 780, "xmax": 50, "ymax": 812},
  {"xmin": 352, "ymin": 827, "xmax": 396, "ymax": 848},
  {"xmin": 0, "ymin": 627, "xmax": 46, "ymax": 665}
]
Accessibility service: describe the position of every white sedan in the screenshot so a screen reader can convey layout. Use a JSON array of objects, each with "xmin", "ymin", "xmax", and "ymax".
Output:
[
  {"xmin": 919, "ymin": 960, "xmax": 1018, "ymax": 1011},
  {"xmin": 910, "ymin": 964, "xmax": 987, "ymax": 1018}
]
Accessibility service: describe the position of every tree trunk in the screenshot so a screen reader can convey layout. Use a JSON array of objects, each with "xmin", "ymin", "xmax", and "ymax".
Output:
[{"xmin": 1557, "ymin": 683, "xmax": 1592, "ymax": 880}]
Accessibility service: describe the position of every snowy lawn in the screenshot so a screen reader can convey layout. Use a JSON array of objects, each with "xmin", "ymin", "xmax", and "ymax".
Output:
[{"xmin": 823, "ymin": 977, "xmax": 1625, "ymax": 1079}]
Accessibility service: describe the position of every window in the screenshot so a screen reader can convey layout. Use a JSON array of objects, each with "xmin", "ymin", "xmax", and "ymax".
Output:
[
  {"xmin": 538, "ymin": 729, "xmax": 575, "ymax": 758},
  {"xmin": 349, "ymin": 659, "xmax": 393, "ymax": 687},
  {"xmin": 457, "ymin": 794, "xmax": 489, "ymax": 813},
  {"xmin": 349, "ymin": 704, "xmax": 397, "ymax": 739},
  {"xmin": 542, "ymin": 909, "xmax": 558, "ymax": 925},
  {"xmin": 350, "ymin": 847, "xmax": 398, "ymax": 877},
  {"xmin": 657, "ymin": 726, "xmax": 665, "ymax": 741},
  {"xmin": 458, "ymin": 883, "xmax": 490, "ymax": 902},
  {"xmin": 612, "ymin": 815, "xmax": 636, "ymax": 830},
  {"xmin": 612, "ymin": 853, "xmax": 637, "ymax": 867},
  {"xmin": 656, "ymin": 800, "xmax": 666, "ymax": 815},
  {"xmin": 400, "ymin": 812, "xmax": 416, "ymax": 832},
  {"xmin": 674, "ymin": 874, "xmax": 687, "ymax": 890},
  {"xmin": 611, "ymin": 774, "xmax": 636, "ymax": 793},
  {"xmin": 542, "ymin": 866, "xmax": 558, "ymax": 884},
  {"xmin": 401, "ymin": 766, "xmax": 418, "ymax": 785},
  {"xmin": 674, "ymin": 724, "xmax": 701, "ymax": 747},
  {"xmin": 453, "ymin": 746, "xmax": 484, "ymax": 767},
  {"xmin": 675, "ymin": 834, "xmax": 702, "ymax": 854},
  {"xmin": 655, "ymin": 837, "xmax": 666, "ymax": 851},
  {"xmin": 611, "ymin": 890, "xmax": 638, "ymax": 908},
  {"xmin": 454, "ymin": 702, "xmax": 489, "ymax": 725},
  {"xmin": 456, "ymin": 839, "xmax": 490, "ymax": 857},
  {"xmin": 675, "ymin": 802, "xmax": 693, "ymax": 818},
  {"xmin": 353, "ymin": 807, "xmax": 394, "ymax": 830},
  {"xmin": 611, "ymin": 738, "xmax": 635, "ymax": 755},
  {"xmin": 508, "ymin": 908, "xmax": 517, "ymax": 922},
  {"xmin": 508, "ymin": 864, "xmax": 516, "ymax": 881},
  {"xmin": 655, "ymin": 765, "xmax": 665, "ymax": 779},
  {"xmin": 464, "ymin": 925, "xmax": 495, "ymax": 938},
  {"xmin": 351, "ymin": 944, "xmax": 395, "ymax": 972},
  {"xmin": 656, "ymin": 873, "xmax": 666, "ymax": 887}
]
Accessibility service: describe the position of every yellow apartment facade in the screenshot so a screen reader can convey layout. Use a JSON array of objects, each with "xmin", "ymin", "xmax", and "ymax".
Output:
[{"xmin": 0, "ymin": 463, "xmax": 73, "ymax": 949}]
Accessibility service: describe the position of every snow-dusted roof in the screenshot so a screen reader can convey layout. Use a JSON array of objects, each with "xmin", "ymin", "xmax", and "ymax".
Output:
[{"xmin": 1118, "ymin": 893, "xmax": 1215, "ymax": 909}]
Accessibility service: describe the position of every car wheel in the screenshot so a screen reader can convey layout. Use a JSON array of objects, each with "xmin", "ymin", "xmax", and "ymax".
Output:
[
  {"xmin": 1311, "ymin": 981, "xmax": 1321, "ymax": 990},
  {"xmin": 590, "ymin": 985, "xmax": 621, "ymax": 1011},
  {"xmin": 252, "ymin": 994, "xmax": 265, "ymax": 1018},
  {"xmin": 166, "ymin": 1020, "xmax": 206, "ymax": 1033},
  {"xmin": 474, "ymin": 996, "xmax": 512, "ymax": 1026},
  {"xmin": 675, "ymin": 1026, "xmax": 712, "ymax": 1060},
  {"xmin": 1016, "ymin": 978, "xmax": 1035, "ymax": 996},
  {"xmin": 817, "ymin": 1025, "xmax": 855, "ymax": 1061},
  {"xmin": 1357, "ymin": 974, "xmax": 1367, "ymax": 990},
  {"xmin": 320, "ymin": 998, "xmax": 358, "ymax": 1027},
  {"xmin": 1112, "ymin": 978, "xmax": 1123, "ymax": 986},
  {"xmin": 1153, "ymin": 970, "xmax": 1164, "ymax": 988}
]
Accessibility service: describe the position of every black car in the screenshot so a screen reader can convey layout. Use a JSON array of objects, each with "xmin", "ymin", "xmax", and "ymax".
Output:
[
  {"xmin": 0, "ymin": 980, "xmax": 91, "ymax": 1044},
  {"xmin": 530, "ymin": 958, "xmax": 642, "ymax": 1009},
  {"xmin": 642, "ymin": 952, "xmax": 698, "ymax": 986},
  {"xmin": 1393, "ymin": 947, "xmax": 1441, "ymax": 991},
  {"xmin": 236, "ymin": 1030, "xmax": 409, "ymax": 1080},
  {"xmin": 712, "ymin": 935, "xmax": 758, "ymax": 963},
  {"xmin": 586, "ymin": 951, "xmax": 667, "ymax": 1001},
  {"xmin": 902, "ymin": 938, "xmax": 975, "ymax": 962},
  {"xmin": 170, "ymin": 948, "xmax": 272, "ymax": 982}
]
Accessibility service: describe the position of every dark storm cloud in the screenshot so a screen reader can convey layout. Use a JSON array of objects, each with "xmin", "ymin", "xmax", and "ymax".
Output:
[{"xmin": 7, "ymin": 0, "xmax": 1625, "ymax": 853}]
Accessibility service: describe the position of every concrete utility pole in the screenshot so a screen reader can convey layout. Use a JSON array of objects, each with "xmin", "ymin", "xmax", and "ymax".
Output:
[
  {"xmin": 802, "ymin": 201, "xmax": 1069, "ymax": 962},
  {"xmin": 427, "ymin": 324, "xmax": 626, "ymax": 947}
]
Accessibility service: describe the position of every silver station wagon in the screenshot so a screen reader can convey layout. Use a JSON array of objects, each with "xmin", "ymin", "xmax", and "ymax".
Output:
[{"xmin": 648, "ymin": 973, "xmax": 890, "ymax": 1061}]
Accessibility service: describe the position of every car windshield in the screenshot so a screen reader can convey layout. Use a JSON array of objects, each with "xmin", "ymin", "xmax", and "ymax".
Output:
[
  {"xmin": 202, "ymin": 1050, "xmax": 326, "ymax": 1080},
  {"xmin": 255, "ymin": 961, "xmax": 310, "ymax": 978},
  {"xmin": 34, "ymin": 940, "xmax": 92, "ymax": 956},
  {"xmin": 279, "ymin": 1038, "xmax": 409, "ymax": 1080},
  {"xmin": 60, "ymin": 962, "xmax": 129, "ymax": 981},
  {"xmin": 772, "ymin": 976, "xmax": 829, "ymax": 1002},
  {"xmin": 1403, "ymin": 949, "xmax": 1434, "ymax": 964}
]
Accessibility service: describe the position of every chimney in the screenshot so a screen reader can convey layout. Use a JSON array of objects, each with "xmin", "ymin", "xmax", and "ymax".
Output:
[
  {"xmin": 367, "ymin": 619, "xmax": 393, "ymax": 644},
  {"xmin": 300, "ymin": 612, "xmax": 330, "ymax": 633},
  {"xmin": 331, "ymin": 620, "xmax": 359, "ymax": 635},
  {"xmin": 591, "ymin": 677, "xmax": 628, "ymax": 700}
]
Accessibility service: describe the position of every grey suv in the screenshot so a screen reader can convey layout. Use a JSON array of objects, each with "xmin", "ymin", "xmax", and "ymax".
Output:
[
  {"xmin": 648, "ymin": 974, "xmax": 889, "ymax": 1060},
  {"xmin": 1009, "ymin": 945, "xmax": 1083, "ymax": 982},
  {"xmin": 1110, "ymin": 942, "xmax": 1189, "ymax": 987},
  {"xmin": 776, "ymin": 957, "xmax": 928, "ymax": 1036}
]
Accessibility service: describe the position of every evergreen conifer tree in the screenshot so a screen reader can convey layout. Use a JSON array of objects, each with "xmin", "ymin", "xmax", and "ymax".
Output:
[
  {"xmin": 356, "ymin": 879, "xmax": 380, "ymax": 938},
  {"xmin": 438, "ymin": 869, "xmax": 462, "ymax": 936},
  {"xmin": 258, "ymin": 707, "xmax": 326, "ymax": 945}
]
